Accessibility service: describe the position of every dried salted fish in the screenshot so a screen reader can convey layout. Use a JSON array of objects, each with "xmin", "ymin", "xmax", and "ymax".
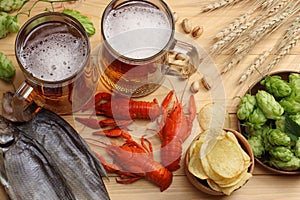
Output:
[
  {"xmin": 0, "ymin": 116, "xmax": 76, "ymax": 200},
  {"xmin": 15, "ymin": 108, "xmax": 110, "ymax": 200},
  {"xmin": 1, "ymin": 91, "xmax": 110, "ymax": 200}
]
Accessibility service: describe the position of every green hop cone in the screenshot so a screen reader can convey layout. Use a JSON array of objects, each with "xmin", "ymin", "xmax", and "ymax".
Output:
[
  {"xmin": 0, "ymin": 52, "xmax": 16, "ymax": 82},
  {"xmin": 269, "ymin": 156, "xmax": 300, "ymax": 171},
  {"xmin": 289, "ymin": 73, "xmax": 300, "ymax": 93},
  {"xmin": 256, "ymin": 90, "xmax": 284, "ymax": 120},
  {"xmin": 237, "ymin": 94, "xmax": 256, "ymax": 120},
  {"xmin": 247, "ymin": 107, "xmax": 267, "ymax": 130},
  {"xmin": 6, "ymin": 15, "xmax": 19, "ymax": 33},
  {"xmin": 294, "ymin": 138, "xmax": 300, "ymax": 158},
  {"xmin": 0, "ymin": 0, "xmax": 28, "ymax": 12},
  {"xmin": 280, "ymin": 97, "xmax": 300, "ymax": 115},
  {"xmin": 0, "ymin": 11, "xmax": 19, "ymax": 38},
  {"xmin": 279, "ymin": 73, "xmax": 300, "ymax": 114},
  {"xmin": 267, "ymin": 129, "xmax": 291, "ymax": 147},
  {"xmin": 260, "ymin": 75, "xmax": 292, "ymax": 99},
  {"xmin": 248, "ymin": 135, "xmax": 265, "ymax": 158},
  {"xmin": 0, "ymin": 12, "xmax": 9, "ymax": 38},
  {"xmin": 62, "ymin": 9, "xmax": 95, "ymax": 36},
  {"xmin": 269, "ymin": 146, "xmax": 294, "ymax": 162}
]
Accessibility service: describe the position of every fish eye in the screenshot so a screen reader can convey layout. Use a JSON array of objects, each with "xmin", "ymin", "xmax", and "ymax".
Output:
[{"xmin": 0, "ymin": 135, "xmax": 15, "ymax": 148}]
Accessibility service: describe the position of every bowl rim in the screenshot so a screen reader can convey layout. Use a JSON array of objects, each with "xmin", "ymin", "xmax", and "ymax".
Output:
[
  {"xmin": 238, "ymin": 70, "xmax": 300, "ymax": 175},
  {"xmin": 184, "ymin": 128, "xmax": 255, "ymax": 195}
]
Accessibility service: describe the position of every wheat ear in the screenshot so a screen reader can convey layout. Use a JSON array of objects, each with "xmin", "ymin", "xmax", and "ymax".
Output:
[
  {"xmin": 248, "ymin": 4, "xmax": 298, "ymax": 40},
  {"xmin": 276, "ymin": 15, "xmax": 300, "ymax": 50},
  {"xmin": 222, "ymin": 3, "xmax": 299, "ymax": 74},
  {"xmin": 201, "ymin": 0, "xmax": 246, "ymax": 12},
  {"xmin": 212, "ymin": 0, "xmax": 287, "ymax": 55},
  {"xmin": 215, "ymin": 12, "xmax": 251, "ymax": 40},
  {"xmin": 266, "ymin": 35, "xmax": 300, "ymax": 72},
  {"xmin": 266, "ymin": 0, "xmax": 289, "ymax": 17},
  {"xmin": 265, "ymin": 17, "xmax": 300, "ymax": 72},
  {"xmin": 239, "ymin": 50, "xmax": 271, "ymax": 84},
  {"xmin": 211, "ymin": 16, "xmax": 259, "ymax": 54},
  {"xmin": 221, "ymin": 39, "xmax": 254, "ymax": 74},
  {"xmin": 258, "ymin": 0, "xmax": 276, "ymax": 10},
  {"xmin": 240, "ymin": 14, "xmax": 300, "ymax": 83},
  {"xmin": 235, "ymin": 3, "xmax": 299, "ymax": 54}
]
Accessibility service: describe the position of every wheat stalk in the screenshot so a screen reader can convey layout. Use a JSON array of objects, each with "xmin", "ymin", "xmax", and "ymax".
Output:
[
  {"xmin": 258, "ymin": 0, "xmax": 276, "ymax": 10},
  {"xmin": 238, "ymin": 3, "xmax": 299, "ymax": 53},
  {"xmin": 216, "ymin": 13, "xmax": 250, "ymax": 39},
  {"xmin": 266, "ymin": 34, "xmax": 300, "ymax": 72},
  {"xmin": 211, "ymin": 16, "xmax": 263, "ymax": 54},
  {"xmin": 266, "ymin": 0, "xmax": 289, "ymax": 17},
  {"xmin": 212, "ymin": 1, "xmax": 290, "ymax": 54},
  {"xmin": 212, "ymin": 0, "xmax": 290, "ymax": 54},
  {"xmin": 265, "ymin": 16, "xmax": 300, "ymax": 72},
  {"xmin": 248, "ymin": 4, "xmax": 297, "ymax": 40},
  {"xmin": 215, "ymin": 12, "xmax": 251, "ymax": 40},
  {"xmin": 201, "ymin": 0, "xmax": 246, "ymax": 12},
  {"xmin": 239, "ymin": 13, "xmax": 300, "ymax": 83},
  {"xmin": 221, "ymin": 3, "xmax": 300, "ymax": 74},
  {"xmin": 276, "ymin": 15, "xmax": 300, "ymax": 50},
  {"xmin": 211, "ymin": 20, "xmax": 256, "ymax": 54},
  {"xmin": 222, "ymin": 39, "xmax": 254, "ymax": 73},
  {"xmin": 238, "ymin": 50, "xmax": 271, "ymax": 84}
]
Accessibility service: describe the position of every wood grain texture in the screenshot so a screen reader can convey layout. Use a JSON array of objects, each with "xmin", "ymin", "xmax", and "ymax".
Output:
[{"xmin": 0, "ymin": 0, "xmax": 300, "ymax": 199}]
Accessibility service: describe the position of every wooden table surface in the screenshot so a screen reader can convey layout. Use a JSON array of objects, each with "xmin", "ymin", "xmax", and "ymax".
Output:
[{"xmin": 1, "ymin": 0, "xmax": 300, "ymax": 199}]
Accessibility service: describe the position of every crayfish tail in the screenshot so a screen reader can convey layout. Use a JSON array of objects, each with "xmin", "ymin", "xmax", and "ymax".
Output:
[{"xmin": 159, "ymin": 170, "xmax": 173, "ymax": 192}]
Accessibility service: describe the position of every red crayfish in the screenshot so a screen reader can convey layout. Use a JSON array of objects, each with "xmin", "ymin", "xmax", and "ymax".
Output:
[
  {"xmin": 81, "ymin": 89, "xmax": 196, "ymax": 192},
  {"xmin": 83, "ymin": 92, "xmax": 161, "ymax": 120},
  {"xmin": 88, "ymin": 137, "xmax": 173, "ymax": 192},
  {"xmin": 76, "ymin": 92, "xmax": 162, "ymax": 131},
  {"xmin": 158, "ymin": 90, "xmax": 196, "ymax": 172}
]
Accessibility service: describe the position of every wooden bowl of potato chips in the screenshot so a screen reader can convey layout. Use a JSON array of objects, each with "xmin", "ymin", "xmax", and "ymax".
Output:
[{"xmin": 184, "ymin": 128, "xmax": 254, "ymax": 196}]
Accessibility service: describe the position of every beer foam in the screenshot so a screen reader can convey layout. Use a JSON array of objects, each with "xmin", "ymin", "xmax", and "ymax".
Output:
[
  {"xmin": 103, "ymin": 2, "xmax": 172, "ymax": 59},
  {"xmin": 20, "ymin": 33, "xmax": 87, "ymax": 82}
]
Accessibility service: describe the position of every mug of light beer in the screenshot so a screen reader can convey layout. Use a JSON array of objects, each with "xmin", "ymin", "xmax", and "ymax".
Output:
[
  {"xmin": 99, "ymin": 0, "xmax": 200, "ymax": 97},
  {"xmin": 13, "ymin": 12, "xmax": 98, "ymax": 121}
]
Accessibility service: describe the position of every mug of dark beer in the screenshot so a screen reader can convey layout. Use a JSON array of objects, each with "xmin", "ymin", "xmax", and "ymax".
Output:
[
  {"xmin": 13, "ymin": 12, "xmax": 98, "ymax": 120},
  {"xmin": 99, "ymin": 0, "xmax": 200, "ymax": 97}
]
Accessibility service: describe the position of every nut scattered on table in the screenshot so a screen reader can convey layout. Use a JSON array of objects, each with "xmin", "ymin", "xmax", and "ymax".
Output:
[
  {"xmin": 201, "ymin": 76, "xmax": 212, "ymax": 90},
  {"xmin": 190, "ymin": 81, "xmax": 200, "ymax": 93},
  {"xmin": 192, "ymin": 26, "xmax": 203, "ymax": 38},
  {"xmin": 182, "ymin": 18, "xmax": 192, "ymax": 33}
]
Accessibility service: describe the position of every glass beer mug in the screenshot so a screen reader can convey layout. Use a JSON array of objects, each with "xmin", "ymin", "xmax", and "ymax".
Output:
[
  {"xmin": 12, "ymin": 12, "xmax": 97, "ymax": 121},
  {"xmin": 99, "ymin": 0, "xmax": 200, "ymax": 97}
]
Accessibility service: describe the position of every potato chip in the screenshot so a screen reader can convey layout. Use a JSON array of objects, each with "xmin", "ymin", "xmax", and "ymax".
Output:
[
  {"xmin": 207, "ymin": 179, "xmax": 222, "ymax": 192},
  {"xmin": 188, "ymin": 140, "xmax": 208, "ymax": 180},
  {"xmin": 216, "ymin": 170, "xmax": 248, "ymax": 188},
  {"xmin": 198, "ymin": 103, "xmax": 231, "ymax": 131},
  {"xmin": 221, "ymin": 172, "xmax": 252, "ymax": 195},
  {"xmin": 226, "ymin": 131, "xmax": 251, "ymax": 168},
  {"xmin": 207, "ymin": 135, "xmax": 244, "ymax": 178},
  {"xmin": 200, "ymin": 149, "xmax": 224, "ymax": 181}
]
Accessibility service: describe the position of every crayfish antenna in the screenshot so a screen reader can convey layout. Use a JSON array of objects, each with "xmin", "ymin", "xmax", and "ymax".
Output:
[{"xmin": 188, "ymin": 95, "xmax": 196, "ymax": 122}]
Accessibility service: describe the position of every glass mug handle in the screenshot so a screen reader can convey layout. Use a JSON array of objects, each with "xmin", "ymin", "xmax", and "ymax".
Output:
[{"xmin": 11, "ymin": 82, "xmax": 41, "ymax": 122}]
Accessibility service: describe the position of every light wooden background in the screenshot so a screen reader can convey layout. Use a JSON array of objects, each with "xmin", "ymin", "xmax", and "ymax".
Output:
[{"xmin": 0, "ymin": 0, "xmax": 300, "ymax": 199}]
